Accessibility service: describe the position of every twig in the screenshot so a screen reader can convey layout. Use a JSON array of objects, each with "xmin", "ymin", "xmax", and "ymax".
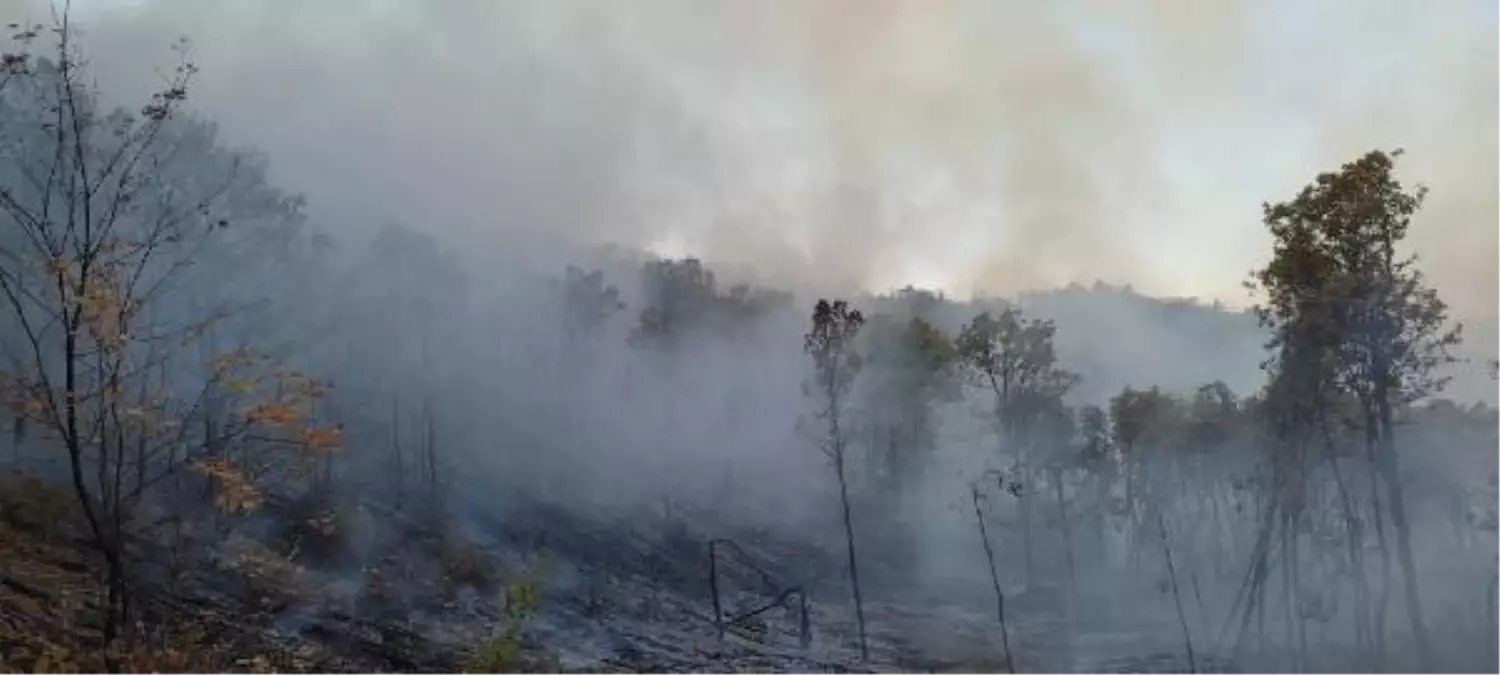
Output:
[{"xmin": 726, "ymin": 586, "xmax": 803, "ymax": 627}]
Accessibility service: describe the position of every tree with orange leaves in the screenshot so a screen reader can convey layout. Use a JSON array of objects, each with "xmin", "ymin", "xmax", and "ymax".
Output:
[{"xmin": 0, "ymin": 11, "xmax": 339, "ymax": 660}]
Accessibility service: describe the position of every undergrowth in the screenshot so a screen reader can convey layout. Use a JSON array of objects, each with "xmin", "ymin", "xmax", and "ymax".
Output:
[
  {"xmin": 461, "ymin": 555, "xmax": 556, "ymax": 673},
  {"xmin": 0, "ymin": 471, "xmax": 307, "ymax": 673}
]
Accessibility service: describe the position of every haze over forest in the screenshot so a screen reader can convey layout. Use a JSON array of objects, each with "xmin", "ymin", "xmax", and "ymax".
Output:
[
  {"xmin": 39, "ymin": 1, "xmax": 1500, "ymax": 306},
  {"xmin": 0, "ymin": 1, "xmax": 1494, "ymax": 673},
  {"xmin": 29, "ymin": 0, "xmax": 1495, "ymax": 400}
]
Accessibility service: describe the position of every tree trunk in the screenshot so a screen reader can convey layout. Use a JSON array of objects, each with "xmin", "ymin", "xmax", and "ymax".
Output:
[
  {"xmin": 1329, "ymin": 456, "xmax": 1374, "ymax": 667},
  {"xmin": 1123, "ymin": 449, "xmax": 1137, "ymax": 573},
  {"xmin": 1377, "ymin": 403, "xmax": 1433, "ymax": 669},
  {"xmin": 708, "ymin": 540, "xmax": 724, "ymax": 640},
  {"xmin": 1365, "ymin": 418, "xmax": 1392, "ymax": 664},
  {"xmin": 1095, "ymin": 472, "xmax": 1109, "ymax": 568},
  {"xmin": 390, "ymin": 393, "xmax": 403, "ymax": 499},
  {"xmin": 1158, "ymin": 512, "xmax": 1196, "ymax": 674},
  {"xmin": 98, "ymin": 511, "xmax": 128, "ymax": 673},
  {"xmin": 63, "ymin": 309, "xmax": 125, "ymax": 670},
  {"xmin": 972, "ymin": 483, "xmax": 1015, "ymax": 674},
  {"xmin": 1014, "ymin": 442, "xmax": 1034, "ymax": 586},
  {"xmin": 1054, "ymin": 471, "xmax": 1075, "ymax": 583},
  {"xmin": 834, "ymin": 451, "xmax": 869, "ymax": 661}
]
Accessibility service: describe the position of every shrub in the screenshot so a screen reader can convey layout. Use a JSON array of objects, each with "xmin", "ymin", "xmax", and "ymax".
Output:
[{"xmin": 461, "ymin": 557, "xmax": 550, "ymax": 673}]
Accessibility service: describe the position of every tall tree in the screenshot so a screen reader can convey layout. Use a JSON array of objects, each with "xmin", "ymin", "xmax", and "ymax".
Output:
[
  {"xmin": 956, "ymin": 307, "xmax": 1077, "ymax": 584},
  {"xmin": 860, "ymin": 314, "xmax": 957, "ymax": 504},
  {"xmin": 630, "ymin": 257, "xmax": 717, "ymax": 351},
  {"xmin": 1108, "ymin": 386, "xmax": 1181, "ymax": 571},
  {"xmin": 630, "ymin": 257, "xmax": 787, "ymax": 350},
  {"xmin": 628, "ymin": 257, "xmax": 719, "ymax": 526},
  {"xmin": 1251, "ymin": 149, "xmax": 1461, "ymax": 668},
  {"xmin": 804, "ymin": 298, "xmax": 869, "ymax": 661},
  {"xmin": 334, "ymin": 222, "xmax": 464, "ymax": 506},
  {"xmin": 856, "ymin": 313, "xmax": 958, "ymax": 575},
  {"xmin": 560, "ymin": 265, "xmax": 623, "ymax": 348},
  {"xmin": 1076, "ymin": 404, "xmax": 1115, "ymax": 564}
]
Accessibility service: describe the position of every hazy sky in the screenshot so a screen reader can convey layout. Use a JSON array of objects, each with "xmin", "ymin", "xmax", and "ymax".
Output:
[{"xmin": 10, "ymin": 0, "xmax": 1499, "ymax": 320}]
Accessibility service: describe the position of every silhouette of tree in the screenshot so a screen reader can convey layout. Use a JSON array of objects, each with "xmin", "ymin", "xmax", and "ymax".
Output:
[
  {"xmin": 561, "ymin": 265, "xmax": 624, "ymax": 347},
  {"xmin": 803, "ymin": 298, "xmax": 869, "ymax": 661},
  {"xmin": 957, "ymin": 307, "xmax": 1077, "ymax": 583},
  {"xmin": 1249, "ymin": 148, "xmax": 1462, "ymax": 668}
]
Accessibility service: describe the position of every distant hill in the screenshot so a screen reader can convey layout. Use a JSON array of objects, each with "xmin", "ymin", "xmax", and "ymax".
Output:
[{"xmin": 535, "ymin": 243, "xmax": 1497, "ymax": 406}]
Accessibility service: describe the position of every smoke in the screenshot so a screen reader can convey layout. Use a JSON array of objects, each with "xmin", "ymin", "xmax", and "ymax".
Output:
[
  {"xmin": 0, "ymin": 5, "xmax": 1494, "ymax": 669},
  {"xmin": 3, "ymin": 0, "xmax": 1489, "ymax": 321}
]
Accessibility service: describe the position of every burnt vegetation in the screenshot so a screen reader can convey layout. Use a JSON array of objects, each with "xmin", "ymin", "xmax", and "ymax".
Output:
[{"xmin": 0, "ymin": 8, "xmax": 1495, "ymax": 675}]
